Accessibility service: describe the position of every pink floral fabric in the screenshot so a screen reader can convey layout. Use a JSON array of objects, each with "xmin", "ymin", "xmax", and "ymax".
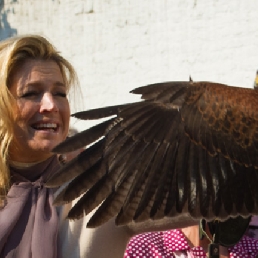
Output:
[{"xmin": 124, "ymin": 229, "xmax": 258, "ymax": 258}]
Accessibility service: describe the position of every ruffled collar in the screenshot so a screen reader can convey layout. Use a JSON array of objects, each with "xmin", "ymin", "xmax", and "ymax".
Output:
[{"xmin": 10, "ymin": 155, "xmax": 60, "ymax": 183}]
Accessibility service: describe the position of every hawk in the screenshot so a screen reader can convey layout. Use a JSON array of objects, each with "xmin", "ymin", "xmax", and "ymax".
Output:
[{"xmin": 46, "ymin": 81, "xmax": 258, "ymax": 237}]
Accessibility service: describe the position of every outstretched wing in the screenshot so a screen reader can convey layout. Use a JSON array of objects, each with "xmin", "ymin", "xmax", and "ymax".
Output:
[{"xmin": 46, "ymin": 81, "xmax": 258, "ymax": 228}]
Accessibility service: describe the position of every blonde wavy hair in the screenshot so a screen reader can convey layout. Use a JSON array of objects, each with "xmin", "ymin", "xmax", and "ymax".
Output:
[{"xmin": 0, "ymin": 35, "xmax": 78, "ymax": 199}]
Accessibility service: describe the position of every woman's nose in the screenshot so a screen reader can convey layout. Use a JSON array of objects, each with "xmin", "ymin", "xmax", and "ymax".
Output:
[{"xmin": 39, "ymin": 93, "xmax": 58, "ymax": 112}]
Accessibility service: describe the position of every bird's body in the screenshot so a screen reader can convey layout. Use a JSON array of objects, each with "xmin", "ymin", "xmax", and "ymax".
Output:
[{"xmin": 46, "ymin": 81, "xmax": 258, "ymax": 229}]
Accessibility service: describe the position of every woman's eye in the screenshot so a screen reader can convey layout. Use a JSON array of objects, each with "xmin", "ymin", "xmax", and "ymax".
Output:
[
  {"xmin": 21, "ymin": 91, "xmax": 38, "ymax": 98},
  {"xmin": 55, "ymin": 92, "xmax": 67, "ymax": 98}
]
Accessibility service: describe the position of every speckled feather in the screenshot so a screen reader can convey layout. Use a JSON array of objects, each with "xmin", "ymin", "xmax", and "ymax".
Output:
[{"xmin": 46, "ymin": 81, "xmax": 258, "ymax": 228}]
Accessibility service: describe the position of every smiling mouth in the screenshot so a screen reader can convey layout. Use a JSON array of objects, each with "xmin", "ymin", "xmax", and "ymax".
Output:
[{"xmin": 32, "ymin": 123, "xmax": 59, "ymax": 132}]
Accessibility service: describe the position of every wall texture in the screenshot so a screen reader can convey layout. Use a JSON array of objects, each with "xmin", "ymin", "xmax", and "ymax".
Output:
[{"xmin": 1, "ymin": 0, "xmax": 258, "ymax": 130}]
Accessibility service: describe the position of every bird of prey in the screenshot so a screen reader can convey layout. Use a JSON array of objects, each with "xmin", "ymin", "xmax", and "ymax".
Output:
[{"xmin": 46, "ymin": 81, "xmax": 258, "ymax": 234}]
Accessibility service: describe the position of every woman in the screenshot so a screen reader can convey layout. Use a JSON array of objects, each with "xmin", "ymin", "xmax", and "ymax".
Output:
[
  {"xmin": 0, "ymin": 34, "xmax": 129, "ymax": 258},
  {"xmin": 0, "ymin": 34, "xmax": 198, "ymax": 258},
  {"xmin": 0, "ymin": 35, "xmax": 74, "ymax": 258}
]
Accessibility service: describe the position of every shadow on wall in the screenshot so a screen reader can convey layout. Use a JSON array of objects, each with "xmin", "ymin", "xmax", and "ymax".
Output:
[{"xmin": 0, "ymin": 0, "xmax": 17, "ymax": 40}]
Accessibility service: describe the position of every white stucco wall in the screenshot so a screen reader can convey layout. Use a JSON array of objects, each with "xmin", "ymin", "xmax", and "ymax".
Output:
[{"xmin": 1, "ymin": 0, "xmax": 258, "ymax": 130}]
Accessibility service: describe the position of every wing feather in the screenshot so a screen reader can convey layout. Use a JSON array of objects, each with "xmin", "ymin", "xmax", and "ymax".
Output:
[
  {"xmin": 45, "ymin": 81, "xmax": 258, "ymax": 228},
  {"xmin": 47, "ymin": 139, "xmax": 105, "ymax": 188}
]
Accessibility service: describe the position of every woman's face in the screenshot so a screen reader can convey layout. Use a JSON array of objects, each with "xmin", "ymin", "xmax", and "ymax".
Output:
[{"xmin": 9, "ymin": 59, "xmax": 70, "ymax": 163}]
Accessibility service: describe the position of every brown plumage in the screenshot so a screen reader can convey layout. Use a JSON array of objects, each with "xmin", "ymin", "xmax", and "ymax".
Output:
[{"xmin": 46, "ymin": 81, "xmax": 258, "ymax": 228}]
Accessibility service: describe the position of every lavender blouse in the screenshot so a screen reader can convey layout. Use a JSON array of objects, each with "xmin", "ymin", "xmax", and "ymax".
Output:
[{"xmin": 0, "ymin": 156, "xmax": 60, "ymax": 258}]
